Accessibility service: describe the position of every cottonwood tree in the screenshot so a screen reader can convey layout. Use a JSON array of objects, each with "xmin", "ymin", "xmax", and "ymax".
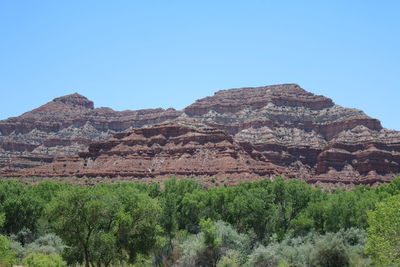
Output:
[
  {"xmin": 47, "ymin": 185, "xmax": 161, "ymax": 267},
  {"xmin": 366, "ymin": 194, "xmax": 400, "ymax": 266}
]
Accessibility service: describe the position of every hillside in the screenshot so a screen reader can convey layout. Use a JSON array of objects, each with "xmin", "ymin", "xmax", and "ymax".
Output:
[{"xmin": 1, "ymin": 84, "xmax": 400, "ymax": 184}]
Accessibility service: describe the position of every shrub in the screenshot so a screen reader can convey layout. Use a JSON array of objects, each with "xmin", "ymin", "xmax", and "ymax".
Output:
[
  {"xmin": 310, "ymin": 233, "xmax": 350, "ymax": 267},
  {"xmin": 25, "ymin": 234, "xmax": 66, "ymax": 256},
  {"xmin": 177, "ymin": 220, "xmax": 251, "ymax": 267},
  {"xmin": 176, "ymin": 233, "xmax": 204, "ymax": 267},
  {"xmin": 245, "ymin": 229, "xmax": 367, "ymax": 267},
  {"xmin": 246, "ymin": 245, "xmax": 281, "ymax": 267},
  {"xmin": 0, "ymin": 235, "xmax": 16, "ymax": 267},
  {"xmin": 217, "ymin": 249, "xmax": 241, "ymax": 267},
  {"xmin": 215, "ymin": 221, "xmax": 252, "ymax": 263},
  {"xmin": 23, "ymin": 253, "xmax": 67, "ymax": 267}
]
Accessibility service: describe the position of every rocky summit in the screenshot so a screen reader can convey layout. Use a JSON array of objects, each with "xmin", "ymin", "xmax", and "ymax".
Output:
[
  {"xmin": 1, "ymin": 84, "xmax": 400, "ymax": 185},
  {"xmin": 0, "ymin": 93, "xmax": 181, "ymax": 171}
]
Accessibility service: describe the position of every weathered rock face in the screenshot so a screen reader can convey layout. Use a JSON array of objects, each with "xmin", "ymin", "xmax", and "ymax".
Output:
[
  {"xmin": 0, "ymin": 93, "xmax": 181, "ymax": 172},
  {"xmin": 180, "ymin": 84, "xmax": 399, "ymax": 184},
  {"xmin": 17, "ymin": 123, "xmax": 282, "ymax": 181},
  {"xmin": 1, "ymin": 84, "xmax": 400, "ymax": 184},
  {"xmin": 184, "ymin": 84, "xmax": 334, "ymax": 116}
]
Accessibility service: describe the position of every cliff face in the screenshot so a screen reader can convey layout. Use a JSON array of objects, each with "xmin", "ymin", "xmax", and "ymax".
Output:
[
  {"xmin": 0, "ymin": 93, "xmax": 181, "ymax": 172},
  {"xmin": 18, "ymin": 123, "xmax": 282, "ymax": 183},
  {"xmin": 182, "ymin": 84, "xmax": 399, "ymax": 183},
  {"xmin": 1, "ymin": 84, "xmax": 400, "ymax": 184}
]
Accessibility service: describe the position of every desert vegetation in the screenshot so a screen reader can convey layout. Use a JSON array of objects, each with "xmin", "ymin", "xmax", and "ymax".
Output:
[{"xmin": 0, "ymin": 177, "xmax": 399, "ymax": 266}]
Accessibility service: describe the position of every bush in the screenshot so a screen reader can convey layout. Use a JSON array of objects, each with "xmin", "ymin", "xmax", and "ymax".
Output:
[
  {"xmin": 25, "ymin": 234, "xmax": 66, "ymax": 256},
  {"xmin": 177, "ymin": 220, "xmax": 252, "ymax": 267},
  {"xmin": 23, "ymin": 253, "xmax": 67, "ymax": 267},
  {"xmin": 217, "ymin": 249, "xmax": 241, "ymax": 267},
  {"xmin": 0, "ymin": 235, "xmax": 16, "ymax": 267},
  {"xmin": 246, "ymin": 245, "xmax": 281, "ymax": 267},
  {"xmin": 9, "ymin": 232, "xmax": 66, "ymax": 260},
  {"xmin": 311, "ymin": 233, "xmax": 350, "ymax": 267},
  {"xmin": 215, "ymin": 220, "xmax": 252, "ymax": 262},
  {"xmin": 176, "ymin": 233, "xmax": 204, "ymax": 267},
  {"xmin": 245, "ymin": 229, "xmax": 367, "ymax": 267}
]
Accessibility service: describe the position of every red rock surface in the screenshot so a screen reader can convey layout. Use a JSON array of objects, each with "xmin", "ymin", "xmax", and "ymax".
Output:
[
  {"xmin": 0, "ymin": 93, "xmax": 181, "ymax": 173},
  {"xmin": 181, "ymin": 84, "xmax": 398, "ymax": 184},
  {"xmin": 16, "ymin": 123, "xmax": 282, "ymax": 180},
  {"xmin": 1, "ymin": 84, "xmax": 400, "ymax": 185}
]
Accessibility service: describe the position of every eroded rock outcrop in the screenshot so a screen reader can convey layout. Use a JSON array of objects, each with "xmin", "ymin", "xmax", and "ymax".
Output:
[
  {"xmin": 0, "ymin": 93, "xmax": 181, "ymax": 172},
  {"xmin": 17, "ymin": 123, "xmax": 282, "ymax": 180},
  {"xmin": 1, "ymin": 84, "xmax": 400, "ymax": 184},
  {"xmin": 181, "ymin": 84, "xmax": 398, "ymax": 184}
]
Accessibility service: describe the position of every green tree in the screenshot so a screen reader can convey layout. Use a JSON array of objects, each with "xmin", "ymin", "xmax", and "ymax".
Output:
[
  {"xmin": 47, "ymin": 185, "xmax": 160, "ymax": 266},
  {"xmin": 31, "ymin": 182, "xmax": 71, "ymax": 203},
  {"xmin": 0, "ymin": 180, "xmax": 43, "ymax": 236},
  {"xmin": 366, "ymin": 194, "xmax": 400, "ymax": 266},
  {"xmin": 198, "ymin": 218, "xmax": 222, "ymax": 266},
  {"xmin": 271, "ymin": 178, "xmax": 318, "ymax": 239},
  {"xmin": 47, "ymin": 186, "xmax": 117, "ymax": 266},
  {"xmin": 112, "ymin": 185, "xmax": 161, "ymax": 263},
  {"xmin": 160, "ymin": 179, "xmax": 179, "ymax": 240},
  {"xmin": 226, "ymin": 187, "xmax": 275, "ymax": 241},
  {"xmin": 162, "ymin": 178, "xmax": 202, "ymax": 233}
]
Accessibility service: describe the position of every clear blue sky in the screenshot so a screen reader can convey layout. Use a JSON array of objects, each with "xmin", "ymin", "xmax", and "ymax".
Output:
[{"xmin": 0, "ymin": 1, "xmax": 399, "ymax": 129}]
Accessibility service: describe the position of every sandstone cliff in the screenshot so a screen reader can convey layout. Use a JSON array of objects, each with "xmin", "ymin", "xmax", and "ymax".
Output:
[
  {"xmin": 0, "ymin": 93, "xmax": 181, "ymax": 172},
  {"xmin": 1, "ymin": 84, "xmax": 399, "ymax": 184},
  {"xmin": 18, "ymin": 123, "xmax": 282, "ymax": 183},
  {"xmin": 182, "ymin": 84, "xmax": 400, "ymax": 183}
]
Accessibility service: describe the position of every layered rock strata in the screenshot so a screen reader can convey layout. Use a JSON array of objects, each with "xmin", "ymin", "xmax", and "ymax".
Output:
[
  {"xmin": 181, "ymin": 84, "xmax": 399, "ymax": 184},
  {"xmin": 1, "ymin": 84, "xmax": 400, "ymax": 184},
  {"xmin": 0, "ymin": 94, "xmax": 181, "ymax": 172},
  {"xmin": 17, "ymin": 123, "xmax": 282, "ymax": 180}
]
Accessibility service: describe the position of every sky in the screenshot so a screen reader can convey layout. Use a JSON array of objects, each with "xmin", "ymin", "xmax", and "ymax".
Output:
[{"xmin": 0, "ymin": 1, "xmax": 399, "ymax": 130}]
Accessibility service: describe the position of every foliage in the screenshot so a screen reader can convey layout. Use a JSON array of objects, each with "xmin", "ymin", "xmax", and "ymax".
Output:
[
  {"xmin": 216, "ymin": 250, "xmax": 242, "ymax": 267},
  {"xmin": 23, "ymin": 233, "xmax": 65, "ymax": 258},
  {"xmin": 10, "ymin": 233, "xmax": 66, "ymax": 261},
  {"xmin": 0, "ymin": 235, "xmax": 16, "ymax": 267},
  {"xmin": 215, "ymin": 220, "xmax": 252, "ymax": 262},
  {"xmin": 246, "ymin": 245, "xmax": 282, "ymax": 267},
  {"xmin": 366, "ymin": 194, "xmax": 400, "ymax": 266},
  {"xmin": 0, "ymin": 177, "xmax": 398, "ymax": 265},
  {"xmin": 47, "ymin": 185, "xmax": 161, "ymax": 266},
  {"xmin": 198, "ymin": 218, "xmax": 222, "ymax": 266},
  {"xmin": 245, "ymin": 228, "xmax": 367, "ymax": 267},
  {"xmin": 0, "ymin": 213, "xmax": 4, "ymax": 228},
  {"xmin": 161, "ymin": 177, "xmax": 203, "ymax": 233},
  {"xmin": 23, "ymin": 253, "xmax": 66, "ymax": 267},
  {"xmin": 311, "ymin": 232, "xmax": 350, "ymax": 267},
  {"xmin": 177, "ymin": 220, "xmax": 250, "ymax": 267},
  {"xmin": 176, "ymin": 232, "xmax": 204, "ymax": 267},
  {"xmin": 0, "ymin": 180, "xmax": 43, "ymax": 236}
]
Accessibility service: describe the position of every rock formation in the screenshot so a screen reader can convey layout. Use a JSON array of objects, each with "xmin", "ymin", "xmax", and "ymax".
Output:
[
  {"xmin": 181, "ymin": 84, "xmax": 400, "ymax": 184},
  {"xmin": 18, "ymin": 123, "xmax": 282, "ymax": 182},
  {"xmin": 0, "ymin": 93, "xmax": 181, "ymax": 172},
  {"xmin": 1, "ymin": 84, "xmax": 400, "ymax": 185}
]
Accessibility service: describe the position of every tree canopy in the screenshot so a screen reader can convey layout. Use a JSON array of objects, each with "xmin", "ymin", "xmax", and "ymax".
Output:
[
  {"xmin": 0, "ymin": 177, "xmax": 398, "ymax": 266},
  {"xmin": 366, "ymin": 194, "xmax": 400, "ymax": 266}
]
